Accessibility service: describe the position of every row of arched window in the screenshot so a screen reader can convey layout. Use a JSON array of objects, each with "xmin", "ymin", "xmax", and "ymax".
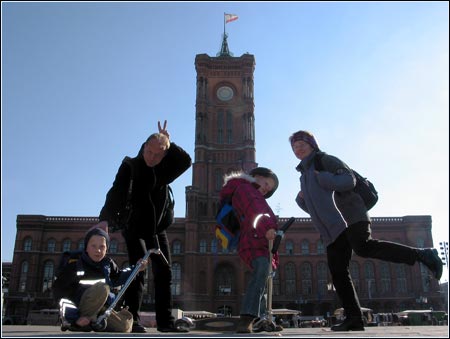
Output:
[
  {"xmin": 194, "ymin": 238, "xmax": 326, "ymax": 255},
  {"xmin": 21, "ymin": 237, "xmax": 121, "ymax": 254},
  {"xmin": 18, "ymin": 237, "xmax": 428, "ymax": 299},
  {"xmin": 15, "ymin": 255, "xmax": 419, "ymax": 300},
  {"xmin": 16, "ymin": 258, "xmax": 184, "ymax": 298}
]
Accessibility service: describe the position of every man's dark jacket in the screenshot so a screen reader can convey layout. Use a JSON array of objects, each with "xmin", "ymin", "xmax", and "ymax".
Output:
[{"xmin": 99, "ymin": 142, "xmax": 191, "ymax": 239}]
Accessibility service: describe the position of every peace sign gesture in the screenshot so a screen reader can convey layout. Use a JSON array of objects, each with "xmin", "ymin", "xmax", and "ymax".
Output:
[{"xmin": 158, "ymin": 120, "xmax": 170, "ymax": 139}]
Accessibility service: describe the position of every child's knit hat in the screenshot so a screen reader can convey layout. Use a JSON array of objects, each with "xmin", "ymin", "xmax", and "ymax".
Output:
[
  {"xmin": 84, "ymin": 227, "xmax": 110, "ymax": 249},
  {"xmin": 289, "ymin": 130, "xmax": 320, "ymax": 150}
]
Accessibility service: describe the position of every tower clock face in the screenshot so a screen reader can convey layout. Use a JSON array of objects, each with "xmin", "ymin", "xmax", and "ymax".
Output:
[{"xmin": 217, "ymin": 86, "xmax": 234, "ymax": 101}]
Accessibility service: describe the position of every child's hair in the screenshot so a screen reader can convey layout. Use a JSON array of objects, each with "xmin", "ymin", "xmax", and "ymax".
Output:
[{"xmin": 249, "ymin": 167, "xmax": 279, "ymax": 198}]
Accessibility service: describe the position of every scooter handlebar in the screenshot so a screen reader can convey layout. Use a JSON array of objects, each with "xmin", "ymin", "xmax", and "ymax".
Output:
[
  {"xmin": 271, "ymin": 217, "xmax": 295, "ymax": 254},
  {"xmin": 280, "ymin": 217, "xmax": 295, "ymax": 232}
]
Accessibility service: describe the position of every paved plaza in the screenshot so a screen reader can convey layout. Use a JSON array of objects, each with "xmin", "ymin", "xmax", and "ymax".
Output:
[{"xmin": 1, "ymin": 325, "xmax": 449, "ymax": 338}]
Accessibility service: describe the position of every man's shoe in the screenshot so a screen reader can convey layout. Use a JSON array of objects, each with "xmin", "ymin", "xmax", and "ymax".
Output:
[
  {"xmin": 131, "ymin": 321, "xmax": 147, "ymax": 333},
  {"xmin": 157, "ymin": 324, "xmax": 189, "ymax": 333},
  {"xmin": 417, "ymin": 248, "xmax": 443, "ymax": 280},
  {"xmin": 331, "ymin": 317, "xmax": 364, "ymax": 331}
]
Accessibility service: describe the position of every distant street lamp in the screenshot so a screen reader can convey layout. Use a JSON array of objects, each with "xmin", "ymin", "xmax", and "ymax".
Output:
[
  {"xmin": 327, "ymin": 283, "xmax": 339, "ymax": 325},
  {"xmin": 439, "ymin": 242, "xmax": 448, "ymax": 268},
  {"xmin": 327, "ymin": 283, "xmax": 337, "ymax": 309},
  {"xmin": 327, "ymin": 282, "xmax": 335, "ymax": 292}
]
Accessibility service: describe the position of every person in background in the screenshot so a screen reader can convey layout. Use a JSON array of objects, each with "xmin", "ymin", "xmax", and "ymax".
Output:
[
  {"xmin": 97, "ymin": 120, "xmax": 192, "ymax": 333},
  {"xmin": 290, "ymin": 130, "xmax": 443, "ymax": 332},
  {"xmin": 219, "ymin": 167, "xmax": 281, "ymax": 333}
]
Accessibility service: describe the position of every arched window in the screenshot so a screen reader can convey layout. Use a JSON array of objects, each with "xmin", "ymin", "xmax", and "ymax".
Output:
[
  {"xmin": 62, "ymin": 239, "xmax": 71, "ymax": 252},
  {"xmin": 364, "ymin": 261, "xmax": 376, "ymax": 298},
  {"xmin": 301, "ymin": 239, "xmax": 309, "ymax": 255},
  {"xmin": 172, "ymin": 240, "xmax": 182, "ymax": 254},
  {"xmin": 273, "ymin": 271, "xmax": 280, "ymax": 296},
  {"xmin": 226, "ymin": 111, "xmax": 233, "ymax": 144},
  {"xmin": 211, "ymin": 239, "xmax": 217, "ymax": 253},
  {"xmin": 416, "ymin": 237, "xmax": 425, "ymax": 248},
  {"xmin": 301, "ymin": 262, "xmax": 312, "ymax": 295},
  {"xmin": 47, "ymin": 239, "xmax": 56, "ymax": 252},
  {"xmin": 172, "ymin": 263, "xmax": 181, "ymax": 296},
  {"xmin": 78, "ymin": 239, "xmax": 84, "ymax": 250},
  {"xmin": 415, "ymin": 238, "xmax": 430, "ymax": 292},
  {"xmin": 317, "ymin": 239, "xmax": 325, "ymax": 254},
  {"xmin": 380, "ymin": 262, "xmax": 391, "ymax": 294},
  {"xmin": 285, "ymin": 240, "xmax": 294, "ymax": 255},
  {"xmin": 109, "ymin": 239, "xmax": 118, "ymax": 254},
  {"xmin": 215, "ymin": 169, "xmax": 224, "ymax": 191},
  {"xmin": 394, "ymin": 264, "xmax": 407, "ymax": 293},
  {"xmin": 42, "ymin": 261, "xmax": 54, "ymax": 292},
  {"xmin": 217, "ymin": 110, "xmax": 224, "ymax": 143},
  {"xmin": 350, "ymin": 261, "xmax": 361, "ymax": 293},
  {"xmin": 317, "ymin": 262, "xmax": 328, "ymax": 296},
  {"xmin": 199, "ymin": 240, "xmax": 207, "ymax": 253},
  {"xmin": 19, "ymin": 261, "xmax": 29, "ymax": 292},
  {"xmin": 285, "ymin": 262, "xmax": 296, "ymax": 296},
  {"xmin": 23, "ymin": 237, "xmax": 32, "ymax": 251}
]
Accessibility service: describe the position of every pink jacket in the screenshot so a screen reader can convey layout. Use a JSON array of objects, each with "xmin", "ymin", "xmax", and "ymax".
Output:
[{"xmin": 220, "ymin": 172, "xmax": 279, "ymax": 269}]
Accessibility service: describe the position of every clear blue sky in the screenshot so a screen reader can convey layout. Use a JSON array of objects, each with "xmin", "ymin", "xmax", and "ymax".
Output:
[{"xmin": 2, "ymin": 2, "xmax": 449, "ymax": 283}]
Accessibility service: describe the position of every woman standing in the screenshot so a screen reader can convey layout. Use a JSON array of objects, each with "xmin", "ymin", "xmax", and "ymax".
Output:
[{"xmin": 290, "ymin": 130, "xmax": 443, "ymax": 332}]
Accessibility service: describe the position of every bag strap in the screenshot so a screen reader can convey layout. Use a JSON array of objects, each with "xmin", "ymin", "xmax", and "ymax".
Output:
[
  {"xmin": 156, "ymin": 185, "xmax": 174, "ymax": 226},
  {"xmin": 166, "ymin": 185, "xmax": 174, "ymax": 208},
  {"xmin": 122, "ymin": 156, "xmax": 134, "ymax": 209},
  {"xmin": 313, "ymin": 152, "xmax": 325, "ymax": 171}
]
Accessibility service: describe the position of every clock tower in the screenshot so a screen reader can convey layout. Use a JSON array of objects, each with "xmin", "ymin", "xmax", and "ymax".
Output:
[
  {"xmin": 181, "ymin": 33, "xmax": 258, "ymax": 314},
  {"xmin": 186, "ymin": 34, "xmax": 257, "ymax": 222}
]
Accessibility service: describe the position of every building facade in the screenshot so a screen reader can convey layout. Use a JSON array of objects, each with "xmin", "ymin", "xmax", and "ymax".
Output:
[{"xmin": 3, "ymin": 35, "xmax": 445, "ymax": 324}]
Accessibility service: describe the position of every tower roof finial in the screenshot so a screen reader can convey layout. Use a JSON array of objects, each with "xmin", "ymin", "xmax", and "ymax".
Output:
[{"xmin": 217, "ymin": 33, "xmax": 233, "ymax": 57}]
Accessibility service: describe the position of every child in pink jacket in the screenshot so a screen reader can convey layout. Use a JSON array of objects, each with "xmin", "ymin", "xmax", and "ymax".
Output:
[{"xmin": 219, "ymin": 167, "xmax": 279, "ymax": 333}]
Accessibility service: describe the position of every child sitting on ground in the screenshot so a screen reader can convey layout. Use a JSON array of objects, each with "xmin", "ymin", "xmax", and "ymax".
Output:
[{"xmin": 53, "ymin": 228, "xmax": 147, "ymax": 332}]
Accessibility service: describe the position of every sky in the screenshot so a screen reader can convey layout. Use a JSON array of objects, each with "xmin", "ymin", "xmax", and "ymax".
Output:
[{"xmin": 2, "ymin": 2, "xmax": 449, "ymax": 283}]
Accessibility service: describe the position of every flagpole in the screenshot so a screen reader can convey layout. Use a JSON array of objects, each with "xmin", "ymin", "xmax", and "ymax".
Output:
[{"xmin": 223, "ymin": 12, "xmax": 226, "ymax": 36}]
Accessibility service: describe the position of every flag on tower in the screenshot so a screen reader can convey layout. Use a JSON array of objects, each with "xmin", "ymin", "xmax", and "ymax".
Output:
[{"xmin": 225, "ymin": 13, "xmax": 238, "ymax": 24}]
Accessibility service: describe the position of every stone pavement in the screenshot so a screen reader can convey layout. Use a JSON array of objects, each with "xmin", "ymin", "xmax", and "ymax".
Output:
[{"xmin": 1, "ymin": 325, "xmax": 449, "ymax": 338}]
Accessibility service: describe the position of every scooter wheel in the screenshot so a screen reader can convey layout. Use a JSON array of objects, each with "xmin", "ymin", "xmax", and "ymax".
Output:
[
  {"xmin": 174, "ymin": 319, "xmax": 191, "ymax": 331},
  {"xmin": 91, "ymin": 318, "xmax": 107, "ymax": 332},
  {"xmin": 266, "ymin": 323, "xmax": 276, "ymax": 332}
]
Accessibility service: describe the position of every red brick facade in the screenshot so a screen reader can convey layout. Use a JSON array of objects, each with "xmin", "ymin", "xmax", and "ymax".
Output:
[{"xmin": 4, "ymin": 214, "xmax": 444, "ymax": 323}]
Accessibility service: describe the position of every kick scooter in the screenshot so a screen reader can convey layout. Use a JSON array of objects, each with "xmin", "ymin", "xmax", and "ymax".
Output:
[
  {"xmin": 90, "ymin": 238, "xmax": 169, "ymax": 331},
  {"xmin": 253, "ymin": 217, "xmax": 295, "ymax": 333}
]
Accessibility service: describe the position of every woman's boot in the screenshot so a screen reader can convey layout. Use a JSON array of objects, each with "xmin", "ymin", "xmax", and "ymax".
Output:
[{"xmin": 236, "ymin": 315, "xmax": 255, "ymax": 333}]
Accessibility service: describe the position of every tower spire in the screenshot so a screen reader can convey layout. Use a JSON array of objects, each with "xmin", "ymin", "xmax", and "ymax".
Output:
[{"xmin": 217, "ymin": 32, "xmax": 232, "ymax": 57}]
